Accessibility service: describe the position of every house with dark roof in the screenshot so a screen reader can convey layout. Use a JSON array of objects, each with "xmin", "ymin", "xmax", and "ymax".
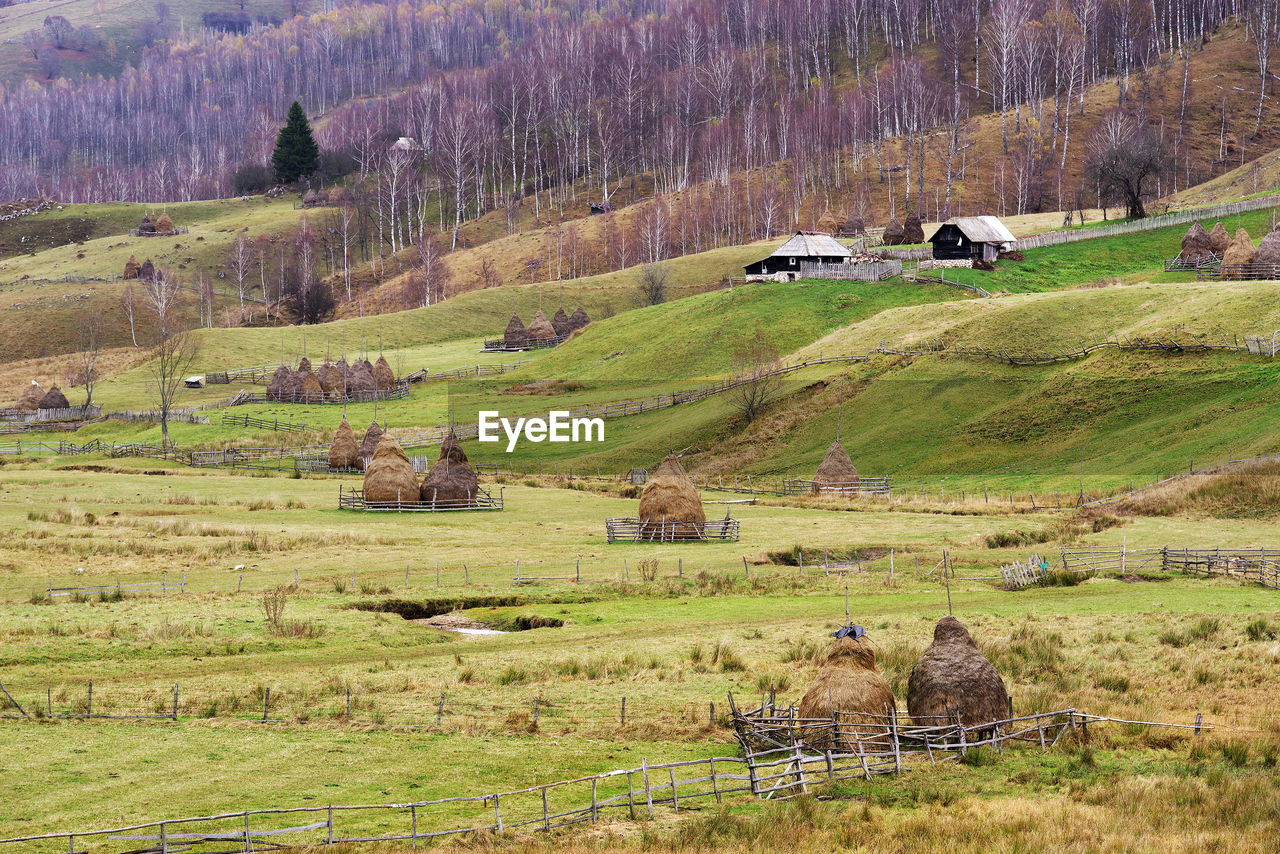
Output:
[
  {"xmin": 927, "ymin": 216, "xmax": 1016, "ymax": 262},
  {"xmin": 743, "ymin": 231, "xmax": 852, "ymax": 281}
]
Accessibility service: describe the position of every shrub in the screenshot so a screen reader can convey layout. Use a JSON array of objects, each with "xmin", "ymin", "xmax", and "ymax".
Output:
[
  {"xmin": 1245, "ymin": 618, "xmax": 1276, "ymax": 641},
  {"xmin": 232, "ymin": 163, "xmax": 274, "ymax": 195},
  {"xmin": 1220, "ymin": 740, "xmax": 1250, "ymax": 767},
  {"xmin": 1095, "ymin": 673, "xmax": 1130, "ymax": 693}
]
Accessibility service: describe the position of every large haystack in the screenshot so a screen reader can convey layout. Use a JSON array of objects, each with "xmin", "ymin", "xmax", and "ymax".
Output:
[
  {"xmin": 358, "ymin": 421, "xmax": 384, "ymax": 466},
  {"xmin": 637, "ymin": 454, "xmax": 706, "ymax": 539},
  {"xmin": 372, "ymin": 355, "xmax": 395, "ymax": 390},
  {"xmin": 902, "ymin": 213, "xmax": 925, "ymax": 244},
  {"xmin": 266, "ymin": 365, "xmax": 291, "ymax": 400},
  {"xmin": 797, "ymin": 635, "xmax": 897, "ymax": 748},
  {"xmin": 280, "ymin": 369, "xmax": 305, "ymax": 399},
  {"xmin": 843, "ymin": 214, "xmax": 866, "ymax": 236},
  {"xmin": 1222, "ymin": 227, "xmax": 1255, "ymax": 278},
  {"xmin": 907, "ymin": 616, "xmax": 1010, "ymax": 729},
  {"xmin": 1181, "ymin": 222, "xmax": 1214, "ymax": 265},
  {"xmin": 317, "ymin": 363, "xmax": 344, "ymax": 398},
  {"xmin": 298, "ymin": 371, "xmax": 323, "ymax": 400},
  {"xmin": 1208, "ymin": 222, "xmax": 1230, "ymax": 254},
  {"xmin": 527, "ymin": 309, "xmax": 557, "ymax": 340},
  {"xmin": 1252, "ymin": 229, "xmax": 1280, "ymax": 276},
  {"xmin": 568, "ymin": 306, "xmax": 591, "ymax": 331},
  {"xmin": 328, "ymin": 419, "xmax": 360, "ymax": 469},
  {"xmin": 137, "ymin": 215, "xmax": 156, "ymax": 235},
  {"xmin": 37, "ymin": 385, "xmax": 70, "ymax": 409},
  {"xmin": 347, "ymin": 363, "xmax": 376, "ymax": 394},
  {"xmin": 155, "ymin": 213, "xmax": 175, "ymax": 234},
  {"xmin": 14, "ymin": 381, "xmax": 44, "ymax": 410},
  {"xmin": 139, "ymin": 259, "xmax": 156, "ymax": 281},
  {"xmin": 812, "ymin": 440, "xmax": 860, "ymax": 494},
  {"xmin": 882, "ymin": 218, "xmax": 905, "ymax": 246},
  {"xmin": 551, "ymin": 307, "xmax": 572, "ymax": 337},
  {"xmin": 362, "ymin": 435, "xmax": 418, "ymax": 504},
  {"xmin": 420, "ymin": 457, "xmax": 479, "ymax": 506},
  {"xmin": 504, "ymin": 314, "xmax": 529, "ymax": 348},
  {"xmin": 123, "ymin": 255, "xmax": 141, "ymax": 280},
  {"xmin": 439, "ymin": 428, "xmax": 468, "ymax": 465}
]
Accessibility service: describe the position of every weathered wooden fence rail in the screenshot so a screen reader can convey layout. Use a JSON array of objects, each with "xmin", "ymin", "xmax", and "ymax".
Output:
[
  {"xmin": 1013, "ymin": 196, "xmax": 1280, "ymax": 251},
  {"xmin": 0, "ymin": 404, "xmax": 100, "ymax": 422},
  {"xmin": 798, "ymin": 260, "xmax": 902, "ymax": 281},
  {"xmin": 604, "ymin": 516, "xmax": 741, "ymax": 543},
  {"xmin": 219, "ymin": 412, "xmax": 311, "ymax": 433},
  {"xmin": 337, "ymin": 485, "xmax": 503, "ymax": 512}
]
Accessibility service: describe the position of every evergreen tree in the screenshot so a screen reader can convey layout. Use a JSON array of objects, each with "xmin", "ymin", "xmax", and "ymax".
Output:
[{"xmin": 270, "ymin": 101, "xmax": 319, "ymax": 184}]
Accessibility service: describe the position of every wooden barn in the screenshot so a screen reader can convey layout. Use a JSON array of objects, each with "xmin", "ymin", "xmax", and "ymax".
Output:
[
  {"xmin": 744, "ymin": 231, "xmax": 851, "ymax": 282},
  {"xmin": 927, "ymin": 217, "xmax": 1016, "ymax": 262}
]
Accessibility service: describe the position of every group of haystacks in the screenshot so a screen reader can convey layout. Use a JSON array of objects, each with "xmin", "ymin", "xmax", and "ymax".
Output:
[
  {"xmin": 10, "ymin": 380, "xmax": 71, "ymax": 411},
  {"xmin": 136, "ymin": 213, "xmax": 176, "ymax": 236},
  {"xmin": 504, "ymin": 306, "xmax": 590, "ymax": 348},
  {"xmin": 881, "ymin": 213, "xmax": 926, "ymax": 246},
  {"xmin": 359, "ymin": 428, "xmax": 482, "ymax": 507},
  {"xmin": 1179, "ymin": 220, "xmax": 1280, "ymax": 278},
  {"xmin": 123, "ymin": 255, "xmax": 157, "ymax": 281},
  {"xmin": 797, "ymin": 616, "xmax": 1010, "ymax": 745},
  {"xmin": 267, "ymin": 355, "xmax": 396, "ymax": 402}
]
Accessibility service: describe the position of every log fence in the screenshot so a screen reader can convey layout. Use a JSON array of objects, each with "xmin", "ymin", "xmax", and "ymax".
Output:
[
  {"xmin": 1199, "ymin": 264, "xmax": 1280, "ymax": 281},
  {"xmin": 482, "ymin": 334, "xmax": 570, "ymax": 352},
  {"xmin": 604, "ymin": 516, "xmax": 740, "ymax": 543},
  {"xmin": 337, "ymin": 485, "xmax": 503, "ymax": 512},
  {"xmin": 798, "ymin": 260, "xmax": 901, "ymax": 281},
  {"xmin": 219, "ymin": 411, "xmax": 311, "ymax": 433},
  {"xmin": 0, "ymin": 404, "xmax": 100, "ymax": 423}
]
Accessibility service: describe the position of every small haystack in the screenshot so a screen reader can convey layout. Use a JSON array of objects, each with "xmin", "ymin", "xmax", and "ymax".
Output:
[
  {"xmin": 299, "ymin": 371, "xmax": 323, "ymax": 400},
  {"xmin": 137, "ymin": 215, "xmax": 156, "ymax": 235},
  {"xmin": 903, "ymin": 213, "xmax": 925, "ymax": 244},
  {"xmin": 551, "ymin": 307, "xmax": 572, "ymax": 337},
  {"xmin": 504, "ymin": 314, "xmax": 529, "ymax": 348},
  {"xmin": 1181, "ymin": 222, "xmax": 1214, "ymax": 265},
  {"xmin": 123, "ymin": 255, "xmax": 141, "ymax": 280},
  {"xmin": 568, "ymin": 306, "xmax": 591, "ymax": 331},
  {"xmin": 882, "ymin": 218, "xmax": 905, "ymax": 246},
  {"xmin": 280, "ymin": 369, "xmax": 305, "ymax": 399},
  {"xmin": 298, "ymin": 356, "xmax": 312, "ymax": 373},
  {"xmin": 812, "ymin": 440, "xmax": 860, "ymax": 494},
  {"xmin": 843, "ymin": 214, "xmax": 866, "ymax": 236},
  {"xmin": 907, "ymin": 616, "xmax": 1010, "ymax": 729},
  {"xmin": 1208, "ymin": 222, "xmax": 1230, "ymax": 254},
  {"xmin": 637, "ymin": 454, "xmax": 706, "ymax": 539},
  {"xmin": 439, "ymin": 428, "xmax": 468, "ymax": 465},
  {"xmin": 347, "ymin": 363, "xmax": 376, "ymax": 393},
  {"xmin": 420, "ymin": 448, "xmax": 479, "ymax": 506},
  {"xmin": 37, "ymin": 385, "xmax": 70, "ymax": 410},
  {"xmin": 266, "ymin": 365, "xmax": 291, "ymax": 400},
  {"xmin": 317, "ymin": 362, "xmax": 344, "ymax": 398},
  {"xmin": 372, "ymin": 355, "xmax": 395, "ymax": 390},
  {"xmin": 797, "ymin": 635, "xmax": 897, "ymax": 748},
  {"xmin": 328, "ymin": 419, "xmax": 360, "ymax": 469},
  {"xmin": 139, "ymin": 259, "xmax": 156, "ymax": 281},
  {"xmin": 14, "ymin": 381, "xmax": 45, "ymax": 410},
  {"xmin": 527, "ymin": 309, "xmax": 557, "ymax": 340},
  {"xmin": 335, "ymin": 357, "xmax": 350, "ymax": 379},
  {"xmin": 358, "ymin": 421, "xmax": 384, "ymax": 466},
  {"xmin": 362, "ymin": 435, "xmax": 418, "ymax": 504},
  {"xmin": 1222, "ymin": 227, "xmax": 1255, "ymax": 278},
  {"xmin": 155, "ymin": 213, "xmax": 175, "ymax": 234},
  {"xmin": 1252, "ymin": 228, "xmax": 1280, "ymax": 276}
]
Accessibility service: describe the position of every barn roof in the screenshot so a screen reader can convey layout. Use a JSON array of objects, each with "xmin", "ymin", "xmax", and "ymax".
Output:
[
  {"xmin": 931, "ymin": 216, "xmax": 1016, "ymax": 245},
  {"xmin": 769, "ymin": 231, "xmax": 852, "ymax": 258}
]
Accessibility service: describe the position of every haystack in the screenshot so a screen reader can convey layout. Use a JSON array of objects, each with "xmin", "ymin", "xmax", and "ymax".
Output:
[
  {"xmin": 907, "ymin": 616, "xmax": 1010, "ymax": 729},
  {"xmin": 317, "ymin": 362, "xmax": 344, "ymax": 398},
  {"xmin": 347, "ymin": 363, "xmax": 376, "ymax": 393},
  {"xmin": 137, "ymin": 215, "xmax": 156, "ymax": 234},
  {"xmin": 438, "ymin": 428, "xmax": 468, "ymax": 465},
  {"xmin": 361, "ymin": 435, "xmax": 418, "ymax": 504},
  {"xmin": 903, "ymin": 213, "xmax": 925, "ymax": 244},
  {"xmin": 812, "ymin": 440, "xmax": 859, "ymax": 494},
  {"xmin": 328, "ymin": 419, "xmax": 360, "ymax": 469},
  {"xmin": 358, "ymin": 358, "xmax": 374, "ymax": 373},
  {"xmin": 14, "ymin": 381, "xmax": 44, "ymax": 410},
  {"xmin": 335, "ymin": 358, "xmax": 351, "ymax": 379},
  {"xmin": 551, "ymin": 307, "xmax": 572, "ymax": 337},
  {"xmin": 797, "ymin": 635, "xmax": 897, "ymax": 748},
  {"xmin": 420, "ymin": 456, "xmax": 479, "ymax": 506},
  {"xmin": 882, "ymin": 218, "xmax": 905, "ymax": 245},
  {"xmin": 1208, "ymin": 222, "xmax": 1230, "ymax": 254},
  {"xmin": 266, "ymin": 365, "xmax": 291, "ymax": 400},
  {"xmin": 527, "ymin": 309, "xmax": 556, "ymax": 340},
  {"xmin": 637, "ymin": 454, "xmax": 706, "ymax": 539},
  {"xmin": 280, "ymin": 369, "xmax": 305, "ymax": 399},
  {"xmin": 1252, "ymin": 228, "xmax": 1280, "ymax": 276},
  {"xmin": 298, "ymin": 371, "xmax": 323, "ymax": 400},
  {"xmin": 139, "ymin": 259, "xmax": 156, "ymax": 281},
  {"xmin": 372, "ymin": 355, "xmax": 395, "ymax": 390},
  {"xmin": 568, "ymin": 306, "xmax": 591, "ymax": 331},
  {"xmin": 155, "ymin": 213, "xmax": 175, "ymax": 234},
  {"xmin": 123, "ymin": 255, "xmax": 141, "ymax": 280},
  {"xmin": 1180, "ymin": 222, "xmax": 1214, "ymax": 265},
  {"xmin": 37, "ymin": 385, "xmax": 70, "ymax": 410},
  {"xmin": 1222, "ymin": 227, "xmax": 1255, "ymax": 278},
  {"xmin": 358, "ymin": 421, "xmax": 384, "ymax": 466},
  {"xmin": 297, "ymin": 356, "xmax": 312, "ymax": 373},
  {"xmin": 843, "ymin": 214, "xmax": 866, "ymax": 235},
  {"xmin": 504, "ymin": 314, "xmax": 529, "ymax": 348}
]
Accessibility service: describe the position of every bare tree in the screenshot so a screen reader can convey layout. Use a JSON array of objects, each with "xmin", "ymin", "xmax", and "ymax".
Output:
[
  {"xmin": 120, "ymin": 284, "xmax": 139, "ymax": 347},
  {"xmin": 478, "ymin": 258, "xmax": 503, "ymax": 289},
  {"xmin": 1083, "ymin": 111, "xmax": 1167, "ymax": 219},
  {"xmin": 227, "ymin": 233, "xmax": 255, "ymax": 321},
  {"xmin": 636, "ymin": 262, "xmax": 669, "ymax": 306},
  {"xmin": 726, "ymin": 333, "xmax": 782, "ymax": 423},
  {"xmin": 68, "ymin": 315, "xmax": 100, "ymax": 408},
  {"xmin": 148, "ymin": 331, "xmax": 200, "ymax": 448},
  {"xmin": 141, "ymin": 269, "xmax": 182, "ymax": 336}
]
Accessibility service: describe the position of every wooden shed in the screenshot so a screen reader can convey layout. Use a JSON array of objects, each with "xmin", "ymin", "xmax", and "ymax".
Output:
[
  {"xmin": 744, "ymin": 231, "xmax": 852, "ymax": 282},
  {"xmin": 927, "ymin": 216, "xmax": 1016, "ymax": 262}
]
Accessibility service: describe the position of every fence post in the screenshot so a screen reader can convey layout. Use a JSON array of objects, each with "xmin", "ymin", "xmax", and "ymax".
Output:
[
  {"xmin": 87, "ymin": 681, "xmax": 92, "ymax": 717},
  {"xmin": 172, "ymin": 684, "xmax": 178, "ymax": 721},
  {"xmin": 263, "ymin": 687, "xmax": 269, "ymax": 722},
  {"xmin": 437, "ymin": 693, "xmax": 445, "ymax": 726},
  {"xmin": 621, "ymin": 696, "xmax": 626, "ymax": 726},
  {"xmin": 327, "ymin": 805, "xmax": 334, "ymax": 843},
  {"xmin": 641, "ymin": 758, "xmax": 653, "ymax": 816},
  {"xmin": 743, "ymin": 556, "xmax": 749, "ymax": 577}
]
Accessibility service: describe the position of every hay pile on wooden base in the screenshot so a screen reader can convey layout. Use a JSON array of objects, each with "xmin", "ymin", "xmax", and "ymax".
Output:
[
  {"xmin": 1222, "ymin": 228, "xmax": 1255, "ymax": 278},
  {"xmin": 358, "ymin": 358, "xmax": 374, "ymax": 374},
  {"xmin": 504, "ymin": 314, "xmax": 528, "ymax": 348},
  {"xmin": 280, "ymin": 370, "xmax": 305, "ymax": 399},
  {"xmin": 362, "ymin": 435, "xmax": 418, "ymax": 504},
  {"xmin": 637, "ymin": 454, "xmax": 706, "ymax": 540},
  {"xmin": 1181, "ymin": 222, "xmax": 1214, "ymax": 265},
  {"xmin": 551, "ymin": 307, "xmax": 572, "ymax": 337},
  {"xmin": 1208, "ymin": 222, "xmax": 1230, "ymax": 254},
  {"xmin": 358, "ymin": 421, "xmax": 383, "ymax": 468},
  {"xmin": 37, "ymin": 385, "xmax": 70, "ymax": 409},
  {"xmin": 335, "ymin": 358, "xmax": 350, "ymax": 379},
  {"xmin": 372, "ymin": 355, "xmax": 395, "ymax": 390},
  {"xmin": 797, "ymin": 636, "xmax": 896, "ymax": 748},
  {"xmin": 297, "ymin": 357, "xmax": 312, "ymax": 373},
  {"xmin": 907, "ymin": 616, "xmax": 1010, "ymax": 728},
  {"xmin": 317, "ymin": 363, "xmax": 344, "ymax": 398},
  {"xmin": 1252, "ymin": 229, "xmax": 1280, "ymax": 275},
  {"xmin": 137, "ymin": 215, "xmax": 156, "ymax": 234},
  {"xmin": 903, "ymin": 213, "xmax": 925, "ymax": 244},
  {"xmin": 813, "ymin": 440, "xmax": 859, "ymax": 494},
  {"xmin": 347, "ymin": 364, "xmax": 376, "ymax": 393},
  {"xmin": 438, "ymin": 428, "xmax": 467, "ymax": 465},
  {"xmin": 14, "ymin": 381, "xmax": 44, "ymax": 410},
  {"xmin": 328, "ymin": 420, "xmax": 359, "ymax": 469},
  {"xmin": 568, "ymin": 307, "xmax": 591, "ymax": 330},
  {"xmin": 882, "ymin": 218, "xmax": 905, "ymax": 245},
  {"xmin": 299, "ymin": 371, "xmax": 323, "ymax": 399},
  {"xmin": 123, "ymin": 255, "xmax": 141, "ymax": 280},
  {"xmin": 155, "ymin": 213, "xmax": 175, "ymax": 234},
  {"xmin": 266, "ymin": 365, "xmax": 291, "ymax": 400},
  {"xmin": 527, "ymin": 309, "xmax": 557, "ymax": 340},
  {"xmin": 420, "ymin": 457, "xmax": 479, "ymax": 505}
]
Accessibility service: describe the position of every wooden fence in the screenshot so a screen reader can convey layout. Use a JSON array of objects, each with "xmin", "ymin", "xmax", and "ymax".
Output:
[
  {"xmin": 107, "ymin": 408, "xmax": 208, "ymax": 425},
  {"xmin": 1000, "ymin": 553, "xmax": 1052, "ymax": 589},
  {"xmin": 1199, "ymin": 263, "xmax": 1280, "ymax": 281},
  {"xmin": 605, "ymin": 516, "xmax": 740, "ymax": 543},
  {"xmin": 0, "ymin": 404, "xmax": 100, "ymax": 422},
  {"xmin": 798, "ymin": 260, "xmax": 902, "ymax": 281},
  {"xmin": 338, "ymin": 485, "xmax": 503, "ymax": 512},
  {"xmin": 1162, "ymin": 547, "xmax": 1280, "ymax": 589},
  {"xmin": 482, "ymin": 334, "xmax": 569, "ymax": 352},
  {"xmin": 780, "ymin": 477, "xmax": 891, "ymax": 496},
  {"xmin": 47, "ymin": 572, "xmax": 186, "ymax": 598},
  {"xmin": 219, "ymin": 412, "xmax": 311, "ymax": 433},
  {"xmin": 229, "ymin": 381, "xmax": 410, "ymax": 405}
]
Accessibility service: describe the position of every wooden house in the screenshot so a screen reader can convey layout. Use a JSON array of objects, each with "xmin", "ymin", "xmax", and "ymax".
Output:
[
  {"xmin": 744, "ymin": 231, "xmax": 852, "ymax": 281},
  {"xmin": 927, "ymin": 217, "xmax": 1016, "ymax": 262}
]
